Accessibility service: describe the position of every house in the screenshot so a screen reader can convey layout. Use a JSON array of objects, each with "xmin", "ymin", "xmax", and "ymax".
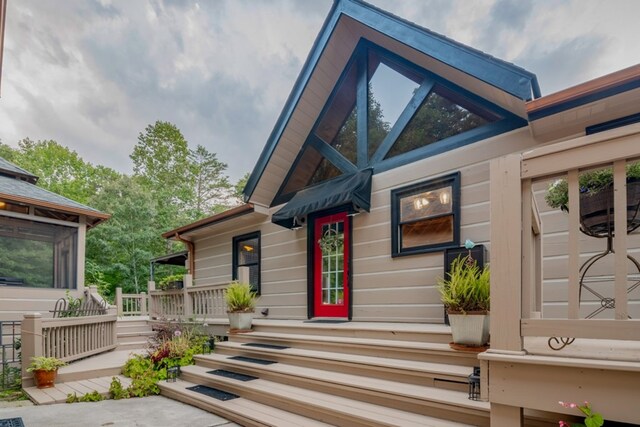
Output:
[
  {"xmin": 154, "ymin": 0, "xmax": 640, "ymax": 425},
  {"xmin": 0, "ymin": 157, "xmax": 109, "ymax": 320}
]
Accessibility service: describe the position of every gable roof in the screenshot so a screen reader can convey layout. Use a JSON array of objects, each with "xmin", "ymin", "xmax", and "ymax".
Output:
[
  {"xmin": 243, "ymin": 0, "xmax": 540, "ymax": 205},
  {"xmin": 0, "ymin": 156, "xmax": 109, "ymax": 227}
]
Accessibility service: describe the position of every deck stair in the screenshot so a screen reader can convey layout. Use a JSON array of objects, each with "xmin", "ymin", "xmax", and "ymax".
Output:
[
  {"xmin": 116, "ymin": 316, "xmax": 153, "ymax": 350},
  {"xmin": 160, "ymin": 320, "xmax": 492, "ymax": 426}
]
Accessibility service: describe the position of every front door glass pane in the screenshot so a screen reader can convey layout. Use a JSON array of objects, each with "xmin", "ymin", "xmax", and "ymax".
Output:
[{"xmin": 320, "ymin": 221, "xmax": 344, "ymax": 305}]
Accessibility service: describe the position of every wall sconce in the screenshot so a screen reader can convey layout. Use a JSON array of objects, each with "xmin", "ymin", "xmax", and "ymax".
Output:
[
  {"xmin": 167, "ymin": 366, "xmax": 180, "ymax": 382},
  {"xmin": 291, "ymin": 216, "xmax": 305, "ymax": 230},
  {"xmin": 468, "ymin": 366, "xmax": 480, "ymax": 400}
]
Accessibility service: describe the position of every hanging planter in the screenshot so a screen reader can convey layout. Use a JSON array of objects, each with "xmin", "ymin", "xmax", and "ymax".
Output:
[
  {"xmin": 318, "ymin": 228, "xmax": 344, "ymax": 254},
  {"xmin": 546, "ymin": 164, "xmax": 640, "ymax": 237}
]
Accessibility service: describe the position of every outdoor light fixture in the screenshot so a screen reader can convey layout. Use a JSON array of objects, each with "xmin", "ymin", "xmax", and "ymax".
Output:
[
  {"xmin": 468, "ymin": 366, "xmax": 481, "ymax": 401},
  {"xmin": 167, "ymin": 366, "xmax": 180, "ymax": 382},
  {"xmin": 291, "ymin": 216, "xmax": 305, "ymax": 230}
]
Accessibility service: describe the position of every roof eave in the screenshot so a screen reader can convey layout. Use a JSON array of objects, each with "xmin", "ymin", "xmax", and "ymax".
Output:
[{"xmin": 161, "ymin": 203, "xmax": 255, "ymax": 239}]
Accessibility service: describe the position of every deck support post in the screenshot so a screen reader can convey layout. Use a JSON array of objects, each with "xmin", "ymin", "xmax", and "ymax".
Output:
[
  {"xmin": 21, "ymin": 313, "xmax": 43, "ymax": 388},
  {"xmin": 491, "ymin": 403, "xmax": 523, "ymax": 427},
  {"xmin": 140, "ymin": 292, "xmax": 148, "ymax": 316},
  {"xmin": 115, "ymin": 287, "xmax": 123, "ymax": 317},
  {"xmin": 183, "ymin": 274, "xmax": 193, "ymax": 319}
]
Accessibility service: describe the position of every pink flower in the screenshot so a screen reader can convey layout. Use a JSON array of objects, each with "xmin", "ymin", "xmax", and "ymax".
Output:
[
  {"xmin": 570, "ymin": 403, "xmax": 577, "ymax": 408},
  {"xmin": 174, "ymin": 330, "xmax": 182, "ymax": 337}
]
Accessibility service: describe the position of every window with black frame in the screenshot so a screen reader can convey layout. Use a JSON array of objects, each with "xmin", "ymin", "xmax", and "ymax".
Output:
[
  {"xmin": 391, "ymin": 172, "xmax": 460, "ymax": 256},
  {"xmin": 232, "ymin": 231, "xmax": 261, "ymax": 294}
]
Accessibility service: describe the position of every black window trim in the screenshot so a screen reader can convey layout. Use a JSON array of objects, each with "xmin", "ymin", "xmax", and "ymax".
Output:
[
  {"xmin": 232, "ymin": 231, "xmax": 261, "ymax": 295},
  {"xmin": 391, "ymin": 172, "xmax": 461, "ymax": 257}
]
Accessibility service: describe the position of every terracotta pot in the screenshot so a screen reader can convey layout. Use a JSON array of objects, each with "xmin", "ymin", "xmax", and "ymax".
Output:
[{"xmin": 33, "ymin": 369, "xmax": 57, "ymax": 389}]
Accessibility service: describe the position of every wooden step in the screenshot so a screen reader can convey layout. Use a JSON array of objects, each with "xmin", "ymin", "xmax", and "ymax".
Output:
[
  {"xmin": 24, "ymin": 375, "xmax": 132, "ymax": 405},
  {"xmin": 189, "ymin": 354, "xmax": 488, "ymax": 420},
  {"xmin": 116, "ymin": 331, "xmax": 154, "ymax": 343},
  {"xmin": 116, "ymin": 323, "xmax": 153, "ymax": 334},
  {"xmin": 229, "ymin": 331, "xmax": 478, "ymax": 365},
  {"xmin": 215, "ymin": 341, "xmax": 474, "ymax": 387},
  {"xmin": 161, "ymin": 378, "xmax": 336, "ymax": 427},
  {"xmin": 252, "ymin": 319, "xmax": 453, "ymax": 343},
  {"xmin": 176, "ymin": 365, "xmax": 477, "ymax": 427}
]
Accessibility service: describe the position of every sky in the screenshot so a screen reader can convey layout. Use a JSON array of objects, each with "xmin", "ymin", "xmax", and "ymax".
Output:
[{"xmin": 1, "ymin": 0, "xmax": 639, "ymax": 182}]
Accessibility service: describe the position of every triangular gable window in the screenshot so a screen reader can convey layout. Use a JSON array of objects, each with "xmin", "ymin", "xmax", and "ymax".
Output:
[
  {"xmin": 273, "ymin": 42, "xmax": 523, "ymax": 206},
  {"xmin": 385, "ymin": 85, "xmax": 501, "ymax": 160}
]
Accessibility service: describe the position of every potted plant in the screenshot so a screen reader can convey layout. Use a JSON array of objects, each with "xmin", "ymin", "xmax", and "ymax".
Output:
[
  {"xmin": 225, "ymin": 281, "xmax": 257, "ymax": 332},
  {"xmin": 158, "ymin": 273, "xmax": 185, "ymax": 291},
  {"xmin": 545, "ymin": 162, "xmax": 640, "ymax": 237},
  {"xmin": 27, "ymin": 356, "xmax": 66, "ymax": 389},
  {"xmin": 437, "ymin": 256, "xmax": 490, "ymax": 348}
]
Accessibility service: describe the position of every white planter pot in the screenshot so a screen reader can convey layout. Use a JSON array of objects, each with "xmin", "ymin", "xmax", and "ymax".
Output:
[
  {"xmin": 448, "ymin": 312, "xmax": 489, "ymax": 346},
  {"xmin": 228, "ymin": 312, "xmax": 253, "ymax": 331}
]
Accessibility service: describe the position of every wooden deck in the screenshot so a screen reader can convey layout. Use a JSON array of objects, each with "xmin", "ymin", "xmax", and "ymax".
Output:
[{"xmin": 24, "ymin": 375, "xmax": 132, "ymax": 405}]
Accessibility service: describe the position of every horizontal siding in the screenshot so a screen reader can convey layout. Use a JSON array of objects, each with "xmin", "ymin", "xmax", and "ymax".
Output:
[{"xmin": 0, "ymin": 288, "xmax": 84, "ymax": 321}]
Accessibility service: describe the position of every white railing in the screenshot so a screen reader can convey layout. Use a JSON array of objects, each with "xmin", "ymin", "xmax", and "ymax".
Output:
[
  {"xmin": 115, "ymin": 288, "xmax": 148, "ymax": 317},
  {"xmin": 489, "ymin": 124, "xmax": 640, "ymax": 352}
]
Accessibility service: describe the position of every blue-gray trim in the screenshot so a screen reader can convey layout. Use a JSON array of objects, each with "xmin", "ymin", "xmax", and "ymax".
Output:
[
  {"xmin": 309, "ymin": 135, "xmax": 357, "ymax": 174},
  {"xmin": 529, "ymin": 79, "xmax": 640, "ymax": 122},
  {"xmin": 391, "ymin": 172, "xmax": 461, "ymax": 257},
  {"xmin": 586, "ymin": 112, "xmax": 640, "ymax": 135},
  {"xmin": 356, "ymin": 50, "xmax": 368, "ymax": 168},
  {"xmin": 243, "ymin": 0, "xmax": 539, "ymax": 201},
  {"xmin": 232, "ymin": 231, "xmax": 261, "ymax": 295}
]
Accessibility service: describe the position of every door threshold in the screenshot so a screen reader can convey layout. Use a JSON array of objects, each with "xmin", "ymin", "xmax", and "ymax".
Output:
[{"xmin": 304, "ymin": 318, "xmax": 350, "ymax": 324}]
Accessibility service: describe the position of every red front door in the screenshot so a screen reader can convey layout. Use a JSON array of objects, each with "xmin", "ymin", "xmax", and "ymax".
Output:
[{"xmin": 313, "ymin": 212, "xmax": 350, "ymax": 318}]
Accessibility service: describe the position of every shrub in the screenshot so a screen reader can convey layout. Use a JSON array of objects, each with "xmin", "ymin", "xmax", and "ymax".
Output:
[
  {"xmin": 109, "ymin": 377, "xmax": 130, "ymax": 400},
  {"xmin": 26, "ymin": 356, "xmax": 66, "ymax": 372},
  {"xmin": 66, "ymin": 390, "xmax": 104, "ymax": 403}
]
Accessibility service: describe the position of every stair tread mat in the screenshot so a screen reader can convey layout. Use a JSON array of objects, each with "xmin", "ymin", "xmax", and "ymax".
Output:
[
  {"xmin": 236, "ymin": 331, "xmax": 458, "ymax": 351},
  {"xmin": 207, "ymin": 369, "xmax": 258, "ymax": 382},
  {"xmin": 186, "ymin": 384, "xmax": 239, "ymax": 401},
  {"xmin": 242, "ymin": 342, "xmax": 290, "ymax": 350},
  {"xmin": 218, "ymin": 341, "xmax": 472, "ymax": 375},
  {"xmin": 182, "ymin": 366, "xmax": 474, "ymax": 425},
  {"xmin": 182, "ymin": 364, "xmax": 488, "ymax": 412},
  {"xmin": 162, "ymin": 380, "xmax": 336, "ymax": 427},
  {"xmin": 0, "ymin": 418, "xmax": 24, "ymax": 427},
  {"xmin": 228, "ymin": 355, "xmax": 277, "ymax": 365}
]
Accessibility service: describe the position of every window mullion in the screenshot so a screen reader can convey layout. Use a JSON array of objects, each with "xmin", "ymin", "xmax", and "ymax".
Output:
[
  {"xmin": 309, "ymin": 135, "xmax": 357, "ymax": 173},
  {"xmin": 356, "ymin": 48, "xmax": 368, "ymax": 168},
  {"xmin": 371, "ymin": 78, "xmax": 434, "ymax": 164}
]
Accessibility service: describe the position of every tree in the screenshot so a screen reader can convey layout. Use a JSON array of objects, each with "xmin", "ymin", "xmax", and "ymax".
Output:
[
  {"xmin": 187, "ymin": 145, "xmax": 232, "ymax": 219},
  {"xmin": 86, "ymin": 176, "xmax": 161, "ymax": 295},
  {"xmin": 234, "ymin": 172, "xmax": 250, "ymax": 201}
]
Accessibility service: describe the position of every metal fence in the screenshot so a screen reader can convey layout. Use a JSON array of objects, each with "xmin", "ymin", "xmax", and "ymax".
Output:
[{"xmin": 0, "ymin": 321, "xmax": 21, "ymax": 390}]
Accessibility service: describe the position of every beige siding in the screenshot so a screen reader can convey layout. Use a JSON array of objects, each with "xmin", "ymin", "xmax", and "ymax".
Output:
[
  {"xmin": 192, "ymin": 127, "xmax": 540, "ymax": 323},
  {"xmin": 0, "ymin": 288, "xmax": 84, "ymax": 322}
]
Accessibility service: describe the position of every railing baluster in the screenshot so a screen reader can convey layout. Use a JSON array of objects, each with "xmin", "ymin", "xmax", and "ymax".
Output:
[
  {"xmin": 613, "ymin": 160, "xmax": 629, "ymax": 319},
  {"xmin": 567, "ymin": 169, "xmax": 580, "ymax": 319}
]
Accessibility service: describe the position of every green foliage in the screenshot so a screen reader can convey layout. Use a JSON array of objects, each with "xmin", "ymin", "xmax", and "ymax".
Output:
[
  {"xmin": 234, "ymin": 172, "xmax": 250, "ymax": 201},
  {"xmin": 121, "ymin": 356, "xmax": 163, "ymax": 398},
  {"xmin": 546, "ymin": 162, "xmax": 640, "ymax": 209},
  {"xmin": 225, "ymin": 281, "xmax": 257, "ymax": 313},
  {"xmin": 559, "ymin": 401, "xmax": 604, "ymax": 427},
  {"xmin": 109, "ymin": 377, "xmax": 130, "ymax": 400},
  {"xmin": 57, "ymin": 290, "xmax": 83, "ymax": 318},
  {"xmin": 158, "ymin": 273, "xmax": 185, "ymax": 290},
  {"xmin": 66, "ymin": 390, "xmax": 104, "ymax": 403},
  {"xmin": 188, "ymin": 144, "xmax": 233, "ymax": 218},
  {"xmin": 26, "ymin": 356, "xmax": 66, "ymax": 372},
  {"xmin": 437, "ymin": 256, "xmax": 490, "ymax": 313}
]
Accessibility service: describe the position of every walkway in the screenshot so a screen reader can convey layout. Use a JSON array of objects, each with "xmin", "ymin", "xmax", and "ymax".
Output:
[{"xmin": 0, "ymin": 395, "xmax": 239, "ymax": 427}]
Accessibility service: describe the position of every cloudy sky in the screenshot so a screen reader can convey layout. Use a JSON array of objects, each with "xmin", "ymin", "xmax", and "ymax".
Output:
[{"xmin": 1, "ymin": 0, "xmax": 639, "ymax": 182}]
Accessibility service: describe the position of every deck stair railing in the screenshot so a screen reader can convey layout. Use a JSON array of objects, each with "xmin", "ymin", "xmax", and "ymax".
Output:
[
  {"xmin": 145, "ymin": 268, "xmax": 249, "ymax": 320},
  {"xmin": 489, "ymin": 124, "xmax": 640, "ymax": 354},
  {"xmin": 115, "ymin": 289, "xmax": 148, "ymax": 317}
]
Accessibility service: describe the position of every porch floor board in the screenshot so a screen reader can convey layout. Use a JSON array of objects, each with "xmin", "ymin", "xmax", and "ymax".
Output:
[
  {"xmin": 24, "ymin": 375, "xmax": 132, "ymax": 405},
  {"xmin": 57, "ymin": 348, "xmax": 144, "ymax": 382}
]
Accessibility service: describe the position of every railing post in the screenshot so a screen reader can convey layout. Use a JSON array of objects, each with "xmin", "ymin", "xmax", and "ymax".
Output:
[
  {"xmin": 140, "ymin": 292, "xmax": 148, "ymax": 316},
  {"xmin": 115, "ymin": 287, "xmax": 123, "ymax": 317},
  {"xmin": 238, "ymin": 266, "xmax": 250, "ymax": 284},
  {"xmin": 183, "ymin": 274, "xmax": 193, "ymax": 319},
  {"xmin": 21, "ymin": 313, "xmax": 43, "ymax": 387},
  {"xmin": 147, "ymin": 281, "xmax": 156, "ymax": 319}
]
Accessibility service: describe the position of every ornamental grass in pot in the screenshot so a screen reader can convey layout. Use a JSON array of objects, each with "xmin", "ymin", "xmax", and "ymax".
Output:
[
  {"xmin": 437, "ymin": 256, "xmax": 490, "ymax": 348},
  {"xmin": 225, "ymin": 281, "xmax": 257, "ymax": 332},
  {"xmin": 27, "ymin": 356, "xmax": 66, "ymax": 389}
]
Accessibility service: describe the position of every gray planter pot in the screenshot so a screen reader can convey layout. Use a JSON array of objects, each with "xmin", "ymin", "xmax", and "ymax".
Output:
[
  {"xmin": 448, "ymin": 312, "xmax": 489, "ymax": 346},
  {"xmin": 228, "ymin": 312, "xmax": 253, "ymax": 331}
]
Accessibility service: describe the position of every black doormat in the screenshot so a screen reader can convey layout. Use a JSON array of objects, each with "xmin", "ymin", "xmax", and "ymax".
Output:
[
  {"xmin": 0, "ymin": 418, "xmax": 25, "ymax": 427},
  {"xmin": 186, "ymin": 385, "xmax": 239, "ymax": 401},
  {"xmin": 207, "ymin": 369, "xmax": 258, "ymax": 382},
  {"xmin": 303, "ymin": 319, "xmax": 348, "ymax": 323},
  {"xmin": 242, "ymin": 342, "xmax": 290, "ymax": 350},
  {"xmin": 228, "ymin": 355, "xmax": 277, "ymax": 365}
]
